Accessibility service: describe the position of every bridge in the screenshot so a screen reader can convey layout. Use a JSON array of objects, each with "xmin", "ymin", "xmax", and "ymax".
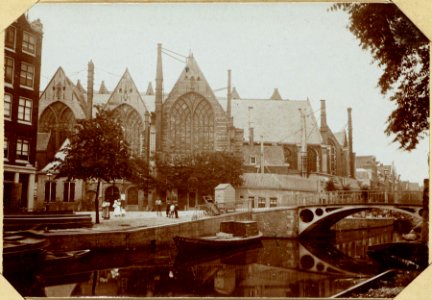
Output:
[{"xmin": 296, "ymin": 192, "xmax": 423, "ymax": 236}]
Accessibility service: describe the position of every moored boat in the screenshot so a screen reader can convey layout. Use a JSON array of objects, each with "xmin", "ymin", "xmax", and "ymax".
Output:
[
  {"xmin": 44, "ymin": 249, "xmax": 91, "ymax": 263},
  {"xmin": 174, "ymin": 220, "xmax": 262, "ymax": 253},
  {"xmin": 3, "ymin": 231, "xmax": 49, "ymax": 273}
]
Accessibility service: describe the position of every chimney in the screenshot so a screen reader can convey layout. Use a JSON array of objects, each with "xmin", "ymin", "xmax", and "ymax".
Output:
[
  {"xmin": 155, "ymin": 43, "xmax": 163, "ymax": 153},
  {"xmin": 320, "ymin": 100, "xmax": 327, "ymax": 129},
  {"xmin": 227, "ymin": 69, "xmax": 232, "ymax": 118},
  {"xmin": 348, "ymin": 107, "xmax": 354, "ymax": 178},
  {"xmin": 87, "ymin": 60, "xmax": 94, "ymax": 119},
  {"xmin": 249, "ymin": 127, "xmax": 254, "ymax": 146}
]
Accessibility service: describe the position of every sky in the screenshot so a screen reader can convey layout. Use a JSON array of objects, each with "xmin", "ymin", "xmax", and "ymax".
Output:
[{"xmin": 25, "ymin": 2, "xmax": 429, "ymax": 184}]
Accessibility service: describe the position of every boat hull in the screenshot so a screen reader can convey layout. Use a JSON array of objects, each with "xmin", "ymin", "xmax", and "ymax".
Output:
[{"xmin": 174, "ymin": 233, "xmax": 263, "ymax": 253}]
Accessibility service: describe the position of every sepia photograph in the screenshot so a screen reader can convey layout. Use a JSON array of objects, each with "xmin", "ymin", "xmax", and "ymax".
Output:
[{"xmin": 1, "ymin": 0, "xmax": 430, "ymax": 299}]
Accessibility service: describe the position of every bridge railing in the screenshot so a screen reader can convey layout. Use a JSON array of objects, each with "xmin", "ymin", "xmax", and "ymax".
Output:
[{"xmin": 316, "ymin": 191, "xmax": 422, "ymax": 206}]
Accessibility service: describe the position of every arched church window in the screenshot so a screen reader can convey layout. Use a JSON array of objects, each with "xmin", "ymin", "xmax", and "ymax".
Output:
[
  {"xmin": 329, "ymin": 141, "xmax": 337, "ymax": 175},
  {"xmin": 170, "ymin": 93, "xmax": 214, "ymax": 153}
]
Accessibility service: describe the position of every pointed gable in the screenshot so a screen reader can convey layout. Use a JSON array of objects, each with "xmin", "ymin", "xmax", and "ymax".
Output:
[
  {"xmin": 39, "ymin": 67, "xmax": 87, "ymax": 120},
  {"xmin": 98, "ymin": 80, "xmax": 109, "ymax": 94},
  {"xmin": 334, "ymin": 130, "xmax": 348, "ymax": 147},
  {"xmin": 232, "ymin": 87, "xmax": 240, "ymax": 99},
  {"xmin": 106, "ymin": 69, "xmax": 148, "ymax": 115},
  {"xmin": 270, "ymin": 88, "xmax": 282, "ymax": 100},
  {"xmin": 76, "ymin": 79, "xmax": 86, "ymax": 94},
  {"xmin": 146, "ymin": 82, "xmax": 154, "ymax": 95}
]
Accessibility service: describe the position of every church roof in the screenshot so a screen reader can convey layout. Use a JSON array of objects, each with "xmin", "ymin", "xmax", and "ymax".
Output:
[
  {"xmin": 270, "ymin": 88, "xmax": 282, "ymax": 100},
  {"xmin": 76, "ymin": 79, "xmax": 86, "ymax": 94},
  {"xmin": 243, "ymin": 145, "xmax": 287, "ymax": 166},
  {"xmin": 222, "ymin": 98, "xmax": 322, "ymax": 145}
]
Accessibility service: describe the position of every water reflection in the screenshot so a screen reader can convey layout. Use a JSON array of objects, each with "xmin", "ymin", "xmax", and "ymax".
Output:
[{"xmin": 5, "ymin": 225, "xmax": 400, "ymax": 298}]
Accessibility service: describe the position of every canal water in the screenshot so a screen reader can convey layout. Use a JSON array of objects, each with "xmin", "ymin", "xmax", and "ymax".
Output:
[{"xmin": 5, "ymin": 223, "xmax": 407, "ymax": 298}]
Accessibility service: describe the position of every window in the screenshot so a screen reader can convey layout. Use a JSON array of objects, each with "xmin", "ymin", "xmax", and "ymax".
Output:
[
  {"xmin": 5, "ymin": 26, "xmax": 16, "ymax": 50},
  {"xmin": 44, "ymin": 181, "xmax": 56, "ymax": 202},
  {"xmin": 4, "ymin": 137, "xmax": 8, "ymax": 161},
  {"xmin": 4, "ymin": 94, "xmax": 12, "ymax": 119},
  {"xmin": 22, "ymin": 31, "xmax": 36, "ymax": 55},
  {"xmin": 5, "ymin": 56, "xmax": 14, "ymax": 85},
  {"xmin": 250, "ymin": 155, "xmax": 256, "ymax": 164},
  {"xmin": 18, "ymin": 97, "xmax": 32, "ymax": 123},
  {"xmin": 63, "ymin": 181, "xmax": 75, "ymax": 202},
  {"xmin": 248, "ymin": 196, "xmax": 255, "ymax": 208},
  {"xmin": 258, "ymin": 197, "xmax": 266, "ymax": 208},
  {"xmin": 20, "ymin": 63, "xmax": 34, "ymax": 88},
  {"xmin": 270, "ymin": 197, "xmax": 278, "ymax": 207},
  {"xmin": 16, "ymin": 139, "xmax": 30, "ymax": 161}
]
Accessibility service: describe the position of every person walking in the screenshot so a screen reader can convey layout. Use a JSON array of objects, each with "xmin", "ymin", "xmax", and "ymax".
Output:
[
  {"xmin": 155, "ymin": 199, "xmax": 162, "ymax": 216},
  {"xmin": 174, "ymin": 200, "xmax": 179, "ymax": 218},
  {"xmin": 165, "ymin": 200, "xmax": 171, "ymax": 218}
]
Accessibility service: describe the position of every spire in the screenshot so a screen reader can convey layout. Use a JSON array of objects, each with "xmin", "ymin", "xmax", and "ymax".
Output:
[
  {"xmin": 320, "ymin": 99, "xmax": 327, "ymax": 129},
  {"xmin": 155, "ymin": 43, "xmax": 163, "ymax": 153},
  {"xmin": 232, "ymin": 87, "xmax": 240, "ymax": 99},
  {"xmin": 87, "ymin": 60, "xmax": 94, "ymax": 119},
  {"xmin": 270, "ymin": 88, "xmax": 282, "ymax": 100},
  {"xmin": 98, "ymin": 80, "xmax": 109, "ymax": 94},
  {"xmin": 146, "ymin": 81, "xmax": 154, "ymax": 95}
]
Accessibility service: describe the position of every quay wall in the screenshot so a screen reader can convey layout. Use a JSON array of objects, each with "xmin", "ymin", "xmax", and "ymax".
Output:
[
  {"xmin": 332, "ymin": 218, "xmax": 394, "ymax": 231},
  {"xmin": 252, "ymin": 208, "xmax": 299, "ymax": 238},
  {"xmin": 45, "ymin": 212, "xmax": 253, "ymax": 251}
]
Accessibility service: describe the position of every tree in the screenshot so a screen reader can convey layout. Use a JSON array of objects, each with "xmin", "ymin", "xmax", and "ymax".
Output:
[
  {"xmin": 156, "ymin": 151, "xmax": 244, "ymax": 199},
  {"xmin": 127, "ymin": 156, "xmax": 156, "ymax": 203},
  {"xmin": 332, "ymin": 3, "xmax": 429, "ymax": 151},
  {"xmin": 57, "ymin": 107, "xmax": 131, "ymax": 223}
]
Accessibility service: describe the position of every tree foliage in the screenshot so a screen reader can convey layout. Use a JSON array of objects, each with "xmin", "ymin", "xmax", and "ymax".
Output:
[
  {"xmin": 332, "ymin": 3, "xmax": 429, "ymax": 151},
  {"xmin": 156, "ymin": 151, "xmax": 244, "ymax": 196},
  {"xmin": 57, "ymin": 106, "xmax": 131, "ymax": 223},
  {"xmin": 127, "ymin": 157, "xmax": 156, "ymax": 193}
]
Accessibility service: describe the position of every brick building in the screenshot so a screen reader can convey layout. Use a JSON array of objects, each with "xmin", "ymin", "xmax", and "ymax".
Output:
[{"xmin": 3, "ymin": 14, "xmax": 43, "ymax": 212}]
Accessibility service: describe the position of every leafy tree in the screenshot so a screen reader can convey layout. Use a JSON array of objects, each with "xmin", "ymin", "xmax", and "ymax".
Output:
[
  {"xmin": 156, "ymin": 151, "xmax": 244, "ymax": 199},
  {"xmin": 332, "ymin": 3, "xmax": 429, "ymax": 151},
  {"xmin": 57, "ymin": 107, "xmax": 131, "ymax": 223}
]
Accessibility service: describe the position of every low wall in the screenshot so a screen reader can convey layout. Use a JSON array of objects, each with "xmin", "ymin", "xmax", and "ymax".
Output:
[
  {"xmin": 44, "ymin": 212, "xmax": 253, "ymax": 251},
  {"xmin": 332, "ymin": 218, "xmax": 394, "ymax": 231}
]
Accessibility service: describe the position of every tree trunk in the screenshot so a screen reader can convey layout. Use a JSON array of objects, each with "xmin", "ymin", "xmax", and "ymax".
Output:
[
  {"xmin": 95, "ymin": 179, "xmax": 101, "ymax": 224},
  {"xmin": 421, "ymin": 178, "xmax": 429, "ymax": 244}
]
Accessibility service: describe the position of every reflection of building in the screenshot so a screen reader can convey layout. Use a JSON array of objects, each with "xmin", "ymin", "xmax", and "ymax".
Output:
[{"xmin": 3, "ymin": 14, "xmax": 43, "ymax": 213}]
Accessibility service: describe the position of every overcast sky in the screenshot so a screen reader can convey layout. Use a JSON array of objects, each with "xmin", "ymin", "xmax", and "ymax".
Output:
[{"xmin": 26, "ymin": 2, "xmax": 429, "ymax": 184}]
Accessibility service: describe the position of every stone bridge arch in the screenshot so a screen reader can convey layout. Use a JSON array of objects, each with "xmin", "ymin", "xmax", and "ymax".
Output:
[{"xmin": 298, "ymin": 204, "xmax": 423, "ymax": 236}]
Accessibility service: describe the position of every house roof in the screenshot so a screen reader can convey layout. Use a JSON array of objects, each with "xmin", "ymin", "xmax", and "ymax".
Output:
[
  {"xmin": 40, "ymin": 138, "xmax": 70, "ymax": 173},
  {"xmin": 241, "ymin": 173, "xmax": 318, "ymax": 192}
]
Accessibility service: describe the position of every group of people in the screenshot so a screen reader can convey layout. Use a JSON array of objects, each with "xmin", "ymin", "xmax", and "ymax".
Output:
[
  {"xmin": 101, "ymin": 197, "xmax": 126, "ymax": 219},
  {"xmin": 155, "ymin": 199, "xmax": 179, "ymax": 218}
]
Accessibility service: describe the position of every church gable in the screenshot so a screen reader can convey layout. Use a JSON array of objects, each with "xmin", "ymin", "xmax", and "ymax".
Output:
[
  {"xmin": 161, "ymin": 55, "xmax": 231, "ymax": 153},
  {"xmin": 106, "ymin": 69, "xmax": 148, "ymax": 115},
  {"xmin": 39, "ymin": 67, "xmax": 87, "ymax": 120}
]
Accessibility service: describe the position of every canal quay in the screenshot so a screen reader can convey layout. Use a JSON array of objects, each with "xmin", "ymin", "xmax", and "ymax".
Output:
[{"xmin": 3, "ymin": 206, "xmax": 427, "ymax": 299}]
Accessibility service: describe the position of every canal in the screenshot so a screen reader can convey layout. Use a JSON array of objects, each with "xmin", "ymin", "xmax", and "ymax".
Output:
[{"xmin": 5, "ymin": 222, "xmax": 413, "ymax": 298}]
